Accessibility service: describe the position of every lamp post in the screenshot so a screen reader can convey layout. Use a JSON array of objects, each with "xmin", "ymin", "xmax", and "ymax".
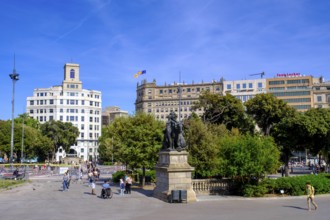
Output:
[
  {"xmin": 21, "ymin": 115, "xmax": 25, "ymax": 164},
  {"xmin": 9, "ymin": 61, "xmax": 19, "ymax": 169}
]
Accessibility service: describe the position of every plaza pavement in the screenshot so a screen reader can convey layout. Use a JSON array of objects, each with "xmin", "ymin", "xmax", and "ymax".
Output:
[{"xmin": 0, "ymin": 175, "xmax": 329, "ymax": 220}]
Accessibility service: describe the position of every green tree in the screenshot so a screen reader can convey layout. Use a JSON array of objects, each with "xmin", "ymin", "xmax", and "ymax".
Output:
[
  {"xmin": 300, "ymin": 108, "xmax": 330, "ymax": 166},
  {"xmin": 184, "ymin": 116, "xmax": 227, "ymax": 178},
  {"xmin": 0, "ymin": 120, "xmax": 52, "ymax": 162},
  {"xmin": 219, "ymin": 135, "xmax": 280, "ymax": 185},
  {"xmin": 40, "ymin": 120, "xmax": 79, "ymax": 160},
  {"xmin": 245, "ymin": 93, "xmax": 296, "ymax": 135},
  {"xmin": 99, "ymin": 113, "xmax": 164, "ymax": 186},
  {"xmin": 193, "ymin": 91, "xmax": 255, "ymax": 134}
]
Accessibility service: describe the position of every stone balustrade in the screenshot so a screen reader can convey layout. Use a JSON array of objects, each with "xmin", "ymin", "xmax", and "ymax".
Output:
[{"xmin": 192, "ymin": 179, "xmax": 232, "ymax": 195}]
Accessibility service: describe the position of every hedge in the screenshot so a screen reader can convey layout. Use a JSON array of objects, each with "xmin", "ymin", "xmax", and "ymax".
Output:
[{"xmin": 243, "ymin": 174, "xmax": 330, "ymax": 197}]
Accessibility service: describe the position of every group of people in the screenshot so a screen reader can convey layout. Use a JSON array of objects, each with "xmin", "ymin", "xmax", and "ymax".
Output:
[{"xmin": 119, "ymin": 175, "xmax": 132, "ymax": 195}]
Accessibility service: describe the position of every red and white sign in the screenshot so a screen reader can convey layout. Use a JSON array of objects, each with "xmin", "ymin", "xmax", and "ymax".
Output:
[{"xmin": 276, "ymin": 73, "xmax": 301, "ymax": 77}]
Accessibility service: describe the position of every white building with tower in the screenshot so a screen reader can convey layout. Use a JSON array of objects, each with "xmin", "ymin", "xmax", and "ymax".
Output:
[{"xmin": 26, "ymin": 63, "xmax": 102, "ymax": 162}]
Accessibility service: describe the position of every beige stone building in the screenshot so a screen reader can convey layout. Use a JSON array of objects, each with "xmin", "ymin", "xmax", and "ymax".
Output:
[
  {"xmin": 312, "ymin": 77, "xmax": 330, "ymax": 109},
  {"xmin": 102, "ymin": 106, "xmax": 128, "ymax": 126},
  {"xmin": 135, "ymin": 79, "xmax": 223, "ymax": 121},
  {"xmin": 266, "ymin": 73, "xmax": 316, "ymax": 111}
]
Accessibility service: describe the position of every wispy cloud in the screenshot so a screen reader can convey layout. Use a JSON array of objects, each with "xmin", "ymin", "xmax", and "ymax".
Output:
[{"xmin": 55, "ymin": 0, "xmax": 112, "ymax": 42}]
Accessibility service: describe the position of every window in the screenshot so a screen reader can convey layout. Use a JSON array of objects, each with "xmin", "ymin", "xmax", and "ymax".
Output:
[
  {"xmin": 90, "ymin": 117, "xmax": 93, "ymax": 122},
  {"xmin": 242, "ymin": 83, "xmax": 246, "ymax": 89},
  {"xmin": 159, "ymin": 89, "xmax": 163, "ymax": 94},
  {"xmin": 226, "ymin": 84, "xmax": 231, "ymax": 90},
  {"xmin": 81, "ymin": 124, "xmax": 84, "ymax": 130},
  {"xmin": 236, "ymin": 84, "xmax": 240, "ymax": 90},
  {"xmin": 49, "ymin": 109, "xmax": 54, "ymax": 113},
  {"xmin": 60, "ymin": 116, "xmax": 63, "ymax": 121},
  {"xmin": 81, "ymin": 116, "xmax": 85, "ymax": 122},
  {"xmin": 169, "ymin": 89, "xmax": 172, "ymax": 94},
  {"xmin": 258, "ymin": 82, "xmax": 262, "ymax": 88},
  {"xmin": 81, "ymin": 100, "xmax": 85, "ymax": 105},
  {"xmin": 70, "ymin": 69, "xmax": 75, "ymax": 79},
  {"xmin": 49, "ymin": 99, "xmax": 54, "ymax": 104},
  {"xmin": 30, "ymin": 110, "xmax": 34, "ymax": 114},
  {"xmin": 81, "ymin": 148, "xmax": 84, "ymax": 153},
  {"xmin": 317, "ymin": 96, "xmax": 322, "ymax": 102},
  {"xmin": 30, "ymin": 100, "xmax": 34, "ymax": 105},
  {"xmin": 90, "ymin": 101, "xmax": 93, "ymax": 106},
  {"xmin": 269, "ymin": 81, "xmax": 284, "ymax": 85},
  {"xmin": 249, "ymin": 83, "xmax": 253, "ymax": 89},
  {"xmin": 187, "ymin": 88, "xmax": 191, "ymax": 92}
]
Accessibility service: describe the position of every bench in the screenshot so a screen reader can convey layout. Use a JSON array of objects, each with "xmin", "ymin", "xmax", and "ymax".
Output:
[{"xmin": 1, "ymin": 173, "xmax": 25, "ymax": 180}]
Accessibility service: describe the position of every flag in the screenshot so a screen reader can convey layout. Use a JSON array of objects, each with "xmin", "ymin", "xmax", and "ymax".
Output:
[{"xmin": 134, "ymin": 70, "xmax": 146, "ymax": 78}]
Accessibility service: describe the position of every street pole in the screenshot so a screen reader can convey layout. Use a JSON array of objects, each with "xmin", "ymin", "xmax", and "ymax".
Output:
[
  {"xmin": 21, "ymin": 115, "xmax": 25, "ymax": 164},
  {"xmin": 9, "ymin": 57, "xmax": 19, "ymax": 169}
]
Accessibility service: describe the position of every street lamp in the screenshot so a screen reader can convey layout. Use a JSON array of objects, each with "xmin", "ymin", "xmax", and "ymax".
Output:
[{"xmin": 9, "ymin": 59, "xmax": 19, "ymax": 168}]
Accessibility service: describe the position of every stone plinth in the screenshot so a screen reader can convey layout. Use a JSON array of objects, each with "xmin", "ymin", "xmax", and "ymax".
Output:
[{"xmin": 153, "ymin": 150, "xmax": 197, "ymax": 203}]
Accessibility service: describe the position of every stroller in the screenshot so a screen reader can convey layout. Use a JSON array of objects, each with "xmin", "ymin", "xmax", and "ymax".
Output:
[{"xmin": 101, "ymin": 188, "xmax": 113, "ymax": 199}]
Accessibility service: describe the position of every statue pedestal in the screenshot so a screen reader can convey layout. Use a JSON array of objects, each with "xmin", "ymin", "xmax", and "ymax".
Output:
[{"xmin": 153, "ymin": 151, "xmax": 197, "ymax": 203}]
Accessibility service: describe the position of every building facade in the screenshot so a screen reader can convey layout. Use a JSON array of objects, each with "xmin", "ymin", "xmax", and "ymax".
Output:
[
  {"xmin": 223, "ymin": 79, "xmax": 266, "ymax": 102},
  {"xmin": 266, "ymin": 73, "xmax": 316, "ymax": 111},
  {"xmin": 102, "ymin": 106, "xmax": 129, "ymax": 126},
  {"xmin": 26, "ymin": 63, "xmax": 102, "ymax": 162},
  {"xmin": 312, "ymin": 77, "xmax": 330, "ymax": 109},
  {"xmin": 135, "ymin": 79, "xmax": 223, "ymax": 122}
]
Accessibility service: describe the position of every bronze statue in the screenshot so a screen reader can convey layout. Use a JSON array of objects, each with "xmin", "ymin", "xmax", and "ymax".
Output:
[{"xmin": 162, "ymin": 112, "xmax": 186, "ymax": 151}]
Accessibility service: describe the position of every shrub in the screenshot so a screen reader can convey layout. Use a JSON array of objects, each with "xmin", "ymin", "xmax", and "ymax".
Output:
[
  {"xmin": 258, "ymin": 174, "xmax": 330, "ymax": 196},
  {"xmin": 112, "ymin": 170, "xmax": 126, "ymax": 183},
  {"xmin": 243, "ymin": 184, "xmax": 268, "ymax": 197}
]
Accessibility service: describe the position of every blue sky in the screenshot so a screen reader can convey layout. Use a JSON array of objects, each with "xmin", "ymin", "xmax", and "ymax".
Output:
[{"xmin": 1, "ymin": 0, "xmax": 330, "ymax": 120}]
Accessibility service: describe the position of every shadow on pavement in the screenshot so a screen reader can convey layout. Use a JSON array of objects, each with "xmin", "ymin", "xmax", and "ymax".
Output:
[{"xmin": 283, "ymin": 205, "xmax": 308, "ymax": 211}]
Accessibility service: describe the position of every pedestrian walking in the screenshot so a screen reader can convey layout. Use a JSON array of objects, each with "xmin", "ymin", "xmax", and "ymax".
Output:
[
  {"xmin": 306, "ymin": 182, "xmax": 318, "ymax": 211},
  {"xmin": 126, "ymin": 176, "xmax": 132, "ymax": 194},
  {"xmin": 120, "ymin": 178, "xmax": 125, "ymax": 196},
  {"xmin": 62, "ymin": 172, "xmax": 69, "ymax": 191}
]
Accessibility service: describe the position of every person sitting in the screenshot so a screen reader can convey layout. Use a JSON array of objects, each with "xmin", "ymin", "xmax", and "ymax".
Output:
[
  {"xmin": 13, "ymin": 168, "xmax": 19, "ymax": 179},
  {"xmin": 101, "ymin": 180, "xmax": 111, "ymax": 198}
]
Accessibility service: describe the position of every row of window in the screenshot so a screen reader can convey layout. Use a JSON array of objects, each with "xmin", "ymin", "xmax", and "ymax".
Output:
[
  {"xmin": 58, "ymin": 116, "xmax": 100, "ymax": 123},
  {"xmin": 269, "ymin": 79, "xmax": 310, "ymax": 85},
  {"xmin": 30, "ymin": 99, "xmax": 100, "ymax": 107},
  {"xmin": 158, "ymin": 86, "xmax": 220, "ymax": 95},
  {"xmin": 79, "ymin": 132, "xmax": 100, "ymax": 139},
  {"xmin": 271, "ymin": 91, "xmax": 310, "ymax": 97},
  {"xmin": 269, "ymin": 86, "xmax": 308, "ymax": 91},
  {"xmin": 282, "ymin": 98, "xmax": 311, "ymax": 103},
  {"xmin": 36, "ymin": 91, "xmax": 100, "ymax": 99},
  {"xmin": 29, "ymin": 109, "xmax": 100, "ymax": 115},
  {"xmin": 226, "ymin": 82, "xmax": 263, "ymax": 90},
  {"xmin": 292, "ymin": 105, "xmax": 311, "ymax": 110},
  {"xmin": 153, "ymin": 107, "xmax": 193, "ymax": 113},
  {"xmin": 80, "ymin": 124, "xmax": 100, "ymax": 131},
  {"xmin": 152, "ymin": 100, "xmax": 195, "ymax": 107}
]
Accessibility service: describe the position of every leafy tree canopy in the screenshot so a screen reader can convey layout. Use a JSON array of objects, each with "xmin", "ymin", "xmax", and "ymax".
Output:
[
  {"xmin": 245, "ymin": 93, "xmax": 296, "ymax": 135},
  {"xmin": 193, "ymin": 91, "xmax": 255, "ymax": 134},
  {"xmin": 40, "ymin": 120, "xmax": 79, "ymax": 158}
]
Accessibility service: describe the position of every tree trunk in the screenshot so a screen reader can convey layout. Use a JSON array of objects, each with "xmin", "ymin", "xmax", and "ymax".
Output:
[{"xmin": 141, "ymin": 166, "xmax": 146, "ymax": 187}]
